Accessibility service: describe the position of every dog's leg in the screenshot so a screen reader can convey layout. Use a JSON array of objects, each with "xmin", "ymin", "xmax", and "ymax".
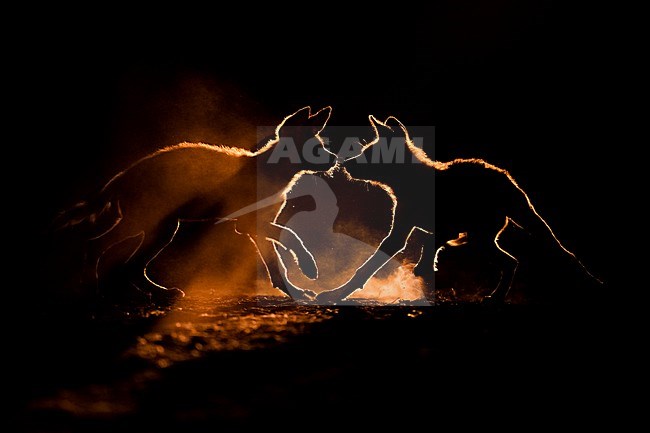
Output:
[
  {"xmin": 250, "ymin": 233, "xmax": 316, "ymax": 301},
  {"xmin": 413, "ymin": 232, "xmax": 437, "ymax": 278},
  {"xmin": 315, "ymin": 219, "xmax": 415, "ymax": 303},
  {"xmin": 483, "ymin": 217, "xmax": 519, "ymax": 303},
  {"xmin": 263, "ymin": 222, "xmax": 318, "ymax": 280}
]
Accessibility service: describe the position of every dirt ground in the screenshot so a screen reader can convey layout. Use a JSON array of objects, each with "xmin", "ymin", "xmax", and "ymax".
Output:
[{"xmin": 14, "ymin": 294, "xmax": 622, "ymax": 431}]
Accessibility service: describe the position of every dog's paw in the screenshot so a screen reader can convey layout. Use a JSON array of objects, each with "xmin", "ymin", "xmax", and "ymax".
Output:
[
  {"xmin": 314, "ymin": 289, "xmax": 348, "ymax": 304},
  {"xmin": 481, "ymin": 294, "xmax": 504, "ymax": 306},
  {"xmin": 150, "ymin": 287, "xmax": 185, "ymax": 307},
  {"xmin": 291, "ymin": 288, "xmax": 316, "ymax": 302}
]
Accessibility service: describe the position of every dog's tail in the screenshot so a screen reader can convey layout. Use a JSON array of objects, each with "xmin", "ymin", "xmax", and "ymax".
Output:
[{"xmin": 508, "ymin": 183, "xmax": 604, "ymax": 286}]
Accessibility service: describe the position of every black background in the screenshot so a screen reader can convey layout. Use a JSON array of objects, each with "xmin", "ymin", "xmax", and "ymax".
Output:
[{"xmin": 11, "ymin": 3, "xmax": 630, "ymax": 428}]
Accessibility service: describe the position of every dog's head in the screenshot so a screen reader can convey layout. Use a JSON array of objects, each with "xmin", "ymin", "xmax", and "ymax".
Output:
[
  {"xmin": 338, "ymin": 115, "xmax": 414, "ymax": 182},
  {"xmin": 264, "ymin": 106, "xmax": 335, "ymax": 170}
]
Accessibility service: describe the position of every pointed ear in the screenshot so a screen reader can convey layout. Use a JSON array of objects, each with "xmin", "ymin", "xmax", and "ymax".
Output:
[
  {"xmin": 369, "ymin": 114, "xmax": 394, "ymax": 133},
  {"xmin": 383, "ymin": 116, "xmax": 408, "ymax": 137},
  {"xmin": 283, "ymin": 106, "xmax": 310, "ymax": 123},
  {"xmin": 383, "ymin": 116, "xmax": 403, "ymax": 129},
  {"xmin": 283, "ymin": 106, "xmax": 331, "ymax": 134},
  {"xmin": 304, "ymin": 106, "xmax": 332, "ymax": 132}
]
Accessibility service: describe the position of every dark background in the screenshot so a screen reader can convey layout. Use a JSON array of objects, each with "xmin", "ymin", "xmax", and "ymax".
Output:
[
  {"xmin": 19, "ymin": 2, "xmax": 616, "ymax": 286},
  {"xmin": 11, "ymin": 3, "xmax": 630, "ymax": 428}
]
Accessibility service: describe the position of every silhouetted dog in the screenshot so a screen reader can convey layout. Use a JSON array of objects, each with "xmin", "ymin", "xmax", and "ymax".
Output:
[
  {"xmin": 316, "ymin": 115, "xmax": 600, "ymax": 303},
  {"xmin": 56, "ymin": 106, "xmax": 333, "ymax": 303}
]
